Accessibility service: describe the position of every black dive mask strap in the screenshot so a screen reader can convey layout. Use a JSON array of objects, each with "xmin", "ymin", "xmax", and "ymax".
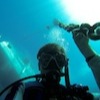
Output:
[{"xmin": 65, "ymin": 62, "xmax": 70, "ymax": 87}]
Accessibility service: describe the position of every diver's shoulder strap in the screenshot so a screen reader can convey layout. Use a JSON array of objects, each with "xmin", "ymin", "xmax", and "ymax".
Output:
[{"xmin": 5, "ymin": 82, "xmax": 23, "ymax": 100}]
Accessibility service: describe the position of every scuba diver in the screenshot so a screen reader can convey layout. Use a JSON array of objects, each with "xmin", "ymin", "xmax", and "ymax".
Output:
[
  {"xmin": 54, "ymin": 19, "xmax": 100, "ymax": 90},
  {"xmin": 4, "ymin": 43, "xmax": 94, "ymax": 100}
]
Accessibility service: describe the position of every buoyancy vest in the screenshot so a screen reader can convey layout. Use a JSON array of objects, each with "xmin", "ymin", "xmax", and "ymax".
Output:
[{"xmin": 23, "ymin": 81, "xmax": 94, "ymax": 100}]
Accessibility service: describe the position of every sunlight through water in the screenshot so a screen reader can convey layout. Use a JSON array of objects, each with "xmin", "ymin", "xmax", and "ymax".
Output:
[{"xmin": 60, "ymin": 0, "xmax": 100, "ymax": 25}]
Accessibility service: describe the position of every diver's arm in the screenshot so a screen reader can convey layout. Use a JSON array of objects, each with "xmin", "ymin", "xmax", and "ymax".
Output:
[
  {"xmin": 72, "ymin": 28, "xmax": 100, "ymax": 89},
  {"xmin": 87, "ymin": 55, "xmax": 100, "ymax": 89}
]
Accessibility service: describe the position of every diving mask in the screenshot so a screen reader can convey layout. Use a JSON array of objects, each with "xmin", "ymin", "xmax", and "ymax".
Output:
[{"xmin": 38, "ymin": 53, "xmax": 67, "ymax": 69}]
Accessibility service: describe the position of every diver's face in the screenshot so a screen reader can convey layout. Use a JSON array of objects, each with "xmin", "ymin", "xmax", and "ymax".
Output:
[{"xmin": 38, "ymin": 51, "xmax": 67, "ymax": 74}]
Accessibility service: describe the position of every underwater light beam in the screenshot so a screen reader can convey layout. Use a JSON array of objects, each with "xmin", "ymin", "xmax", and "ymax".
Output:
[{"xmin": 60, "ymin": 0, "xmax": 100, "ymax": 25}]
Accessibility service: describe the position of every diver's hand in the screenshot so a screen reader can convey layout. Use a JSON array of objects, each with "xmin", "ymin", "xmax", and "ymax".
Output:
[
  {"xmin": 72, "ymin": 27, "xmax": 89, "ymax": 45},
  {"xmin": 72, "ymin": 27, "xmax": 95, "ymax": 58}
]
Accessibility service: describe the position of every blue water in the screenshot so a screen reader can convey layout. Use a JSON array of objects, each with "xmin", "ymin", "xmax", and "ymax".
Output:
[{"xmin": 0, "ymin": 0, "xmax": 100, "ymax": 98}]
